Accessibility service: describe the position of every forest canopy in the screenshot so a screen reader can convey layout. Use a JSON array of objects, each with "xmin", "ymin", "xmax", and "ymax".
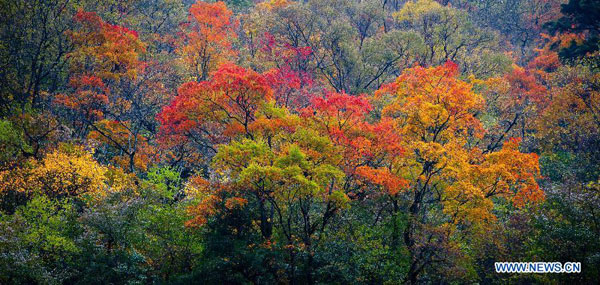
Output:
[{"xmin": 0, "ymin": 0, "xmax": 599, "ymax": 284}]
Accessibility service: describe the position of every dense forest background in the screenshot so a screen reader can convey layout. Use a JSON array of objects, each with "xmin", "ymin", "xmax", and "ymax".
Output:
[{"xmin": 0, "ymin": 0, "xmax": 599, "ymax": 283}]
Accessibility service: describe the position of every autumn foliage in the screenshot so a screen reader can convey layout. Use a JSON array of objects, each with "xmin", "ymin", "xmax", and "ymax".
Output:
[
  {"xmin": 2, "ymin": 0, "xmax": 599, "ymax": 284},
  {"xmin": 177, "ymin": 1, "xmax": 238, "ymax": 81}
]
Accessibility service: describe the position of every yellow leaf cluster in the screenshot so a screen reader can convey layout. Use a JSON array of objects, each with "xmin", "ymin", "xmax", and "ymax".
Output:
[
  {"xmin": 395, "ymin": 0, "xmax": 442, "ymax": 22},
  {"xmin": 0, "ymin": 145, "xmax": 132, "ymax": 202}
]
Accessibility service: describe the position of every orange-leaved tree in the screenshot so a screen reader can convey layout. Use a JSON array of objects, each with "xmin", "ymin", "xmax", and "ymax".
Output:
[
  {"xmin": 374, "ymin": 61, "xmax": 544, "ymax": 283},
  {"xmin": 177, "ymin": 1, "xmax": 238, "ymax": 82},
  {"xmin": 300, "ymin": 91, "xmax": 408, "ymax": 199},
  {"xmin": 55, "ymin": 10, "xmax": 165, "ymax": 172},
  {"xmin": 481, "ymin": 65, "xmax": 549, "ymax": 152}
]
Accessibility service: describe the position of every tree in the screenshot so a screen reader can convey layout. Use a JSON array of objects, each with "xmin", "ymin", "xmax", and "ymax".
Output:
[
  {"xmin": 55, "ymin": 10, "xmax": 166, "ymax": 172},
  {"xmin": 176, "ymin": 1, "xmax": 238, "ymax": 82},
  {"xmin": 442, "ymin": 0, "xmax": 563, "ymax": 59},
  {"xmin": 0, "ymin": 144, "xmax": 133, "ymax": 203},
  {"xmin": 0, "ymin": 195, "xmax": 80, "ymax": 284},
  {"xmin": 536, "ymin": 63, "xmax": 600, "ymax": 181},
  {"xmin": 165, "ymin": 64, "xmax": 347, "ymax": 282},
  {"xmin": 0, "ymin": 0, "xmax": 77, "ymax": 114},
  {"xmin": 395, "ymin": 0, "xmax": 510, "ymax": 78},
  {"xmin": 480, "ymin": 65, "xmax": 548, "ymax": 151},
  {"xmin": 185, "ymin": 122, "xmax": 348, "ymax": 283},
  {"xmin": 256, "ymin": 32, "xmax": 316, "ymax": 109},
  {"xmin": 300, "ymin": 91, "xmax": 407, "ymax": 200},
  {"xmin": 0, "ymin": 0, "xmax": 83, "ymax": 161},
  {"xmin": 545, "ymin": 0, "xmax": 600, "ymax": 60},
  {"xmin": 157, "ymin": 63, "xmax": 272, "ymax": 170},
  {"xmin": 374, "ymin": 62, "xmax": 543, "ymax": 283},
  {"xmin": 244, "ymin": 0, "xmax": 425, "ymax": 94}
]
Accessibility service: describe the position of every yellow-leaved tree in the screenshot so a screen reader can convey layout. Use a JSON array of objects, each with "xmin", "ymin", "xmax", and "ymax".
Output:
[
  {"xmin": 0, "ymin": 144, "xmax": 133, "ymax": 203},
  {"xmin": 374, "ymin": 62, "xmax": 543, "ymax": 282}
]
